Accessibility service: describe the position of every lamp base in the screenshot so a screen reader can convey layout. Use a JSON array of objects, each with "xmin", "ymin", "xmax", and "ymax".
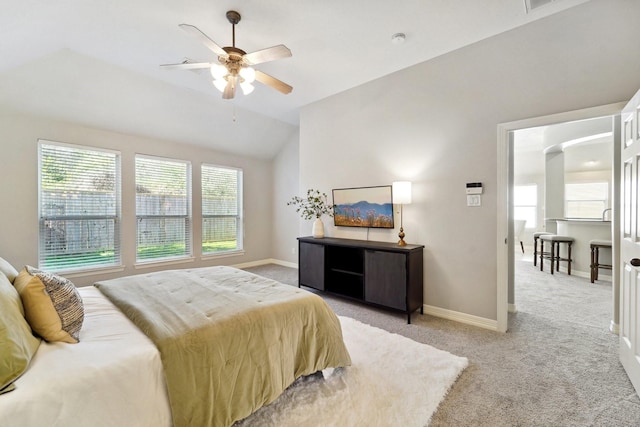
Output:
[{"xmin": 398, "ymin": 227, "xmax": 407, "ymax": 246}]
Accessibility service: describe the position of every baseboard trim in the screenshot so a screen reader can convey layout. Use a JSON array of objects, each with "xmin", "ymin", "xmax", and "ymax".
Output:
[
  {"xmin": 270, "ymin": 259, "xmax": 298, "ymax": 269},
  {"xmin": 423, "ymin": 304, "xmax": 498, "ymax": 331},
  {"xmin": 508, "ymin": 303, "xmax": 517, "ymax": 313},
  {"xmin": 232, "ymin": 258, "xmax": 298, "ymax": 269},
  {"xmin": 553, "ymin": 268, "xmax": 612, "ymax": 282},
  {"xmin": 610, "ymin": 320, "xmax": 620, "ymax": 335}
]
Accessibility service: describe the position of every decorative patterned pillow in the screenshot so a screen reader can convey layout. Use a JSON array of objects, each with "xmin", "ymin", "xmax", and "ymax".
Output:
[
  {"xmin": 0, "ymin": 273, "xmax": 41, "ymax": 394},
  {"xmin": 13, "ymin": 266, "xmax": 84, "ymax": 343}
]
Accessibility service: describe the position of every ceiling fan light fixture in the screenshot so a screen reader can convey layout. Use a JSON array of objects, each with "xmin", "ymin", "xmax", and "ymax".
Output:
[
  {"xmin": 210, "ymin": 63, "xmax": 227, "ymax": 79},
  {"xmin": 240, "ymin": 82, "xmax": 254, "ymax": 95},
  {"xmin": 213, "ymin": 78, "xmax": 228, "ymax": 92},
  {"xmin": 165, "ymin": 10, "xmax": 292, "ymax": 100},
  {"xmin": 239, "ymin": 66, "xmax": 256, "ymax": 83}
]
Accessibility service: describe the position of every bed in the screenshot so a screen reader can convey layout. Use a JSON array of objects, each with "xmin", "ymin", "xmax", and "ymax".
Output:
[{"xmin": 0, "ymin": 265, "xmax": 351, "ymax": 427}]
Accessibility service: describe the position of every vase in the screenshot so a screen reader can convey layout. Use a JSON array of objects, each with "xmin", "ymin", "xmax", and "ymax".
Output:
[{"xmin": 312, "ymin": 218, "xmax": 324, "ymax": 238}]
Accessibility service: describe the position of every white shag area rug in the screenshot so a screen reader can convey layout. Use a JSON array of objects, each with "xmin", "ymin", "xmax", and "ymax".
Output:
[{"xmin": 236, "ymin": 316, "xmax": 468, "ymax": 427}]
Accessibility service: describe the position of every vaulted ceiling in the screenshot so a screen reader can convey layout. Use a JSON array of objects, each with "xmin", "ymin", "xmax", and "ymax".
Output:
[{"xmin": 0, "ymin": 0, "xmax": 590, "ymax": 159}]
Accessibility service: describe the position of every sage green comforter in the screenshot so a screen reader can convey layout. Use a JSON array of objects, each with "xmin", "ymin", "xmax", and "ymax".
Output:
[{"xmin": 94, "ymin": 266, "xmax": 351, "ymax": 427}]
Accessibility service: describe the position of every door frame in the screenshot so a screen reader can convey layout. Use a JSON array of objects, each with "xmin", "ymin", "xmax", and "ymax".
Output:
[{"xmin": 496, "ymin": 102, "xmax": 625, "ymax": 332}]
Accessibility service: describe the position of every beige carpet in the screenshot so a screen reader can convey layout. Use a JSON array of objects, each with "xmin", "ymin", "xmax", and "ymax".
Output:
[{"xmin": 245, "ymin": 260, "xmax": 640, "ymax": 426}]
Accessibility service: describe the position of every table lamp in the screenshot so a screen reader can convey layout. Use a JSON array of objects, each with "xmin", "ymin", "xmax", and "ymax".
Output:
[{"xmin": 392, "ymin": 181, "xmax": 412, "ymax": 246}]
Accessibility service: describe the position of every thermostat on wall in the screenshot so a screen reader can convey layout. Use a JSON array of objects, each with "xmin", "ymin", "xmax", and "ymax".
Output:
[{"xmin": 466, "ymin": 182, "xmax": 483, "ymax": 194}]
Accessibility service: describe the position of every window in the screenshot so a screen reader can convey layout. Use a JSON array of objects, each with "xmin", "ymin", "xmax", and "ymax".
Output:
[
  {"xmin": 514, "ymin": 184, "xmax": 537, "ymax": 228},
  {"xmin": 135, "ymin": 155, "xmax": 191, "ymax": 262},
  {"xmin": 565, "ymin": 182, "xmax": 608, "ymax": 219},
  {"xmin": 201, "ymin": 164, "xmax": 243, "ymax": 254},
  {"xmin": 38, "ymin": 141, "xmax": 121, "ymax": 271}
]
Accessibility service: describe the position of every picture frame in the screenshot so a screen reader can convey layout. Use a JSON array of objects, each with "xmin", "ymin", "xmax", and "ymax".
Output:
[{"xmin": 332, "ymin": 185, "xmax": 394, "ymax": 229}]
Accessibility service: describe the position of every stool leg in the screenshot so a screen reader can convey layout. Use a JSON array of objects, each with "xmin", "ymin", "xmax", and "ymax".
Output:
[
  {"xmin": 567, "ymin": 242, "xmax": 572, "ymax": 275},
  {"xmin": 540, "ymin": 239, "xmax": 544, "ymax": 271},
  {"xmin": 550, "ymin": 242, "xmax": 555, "ymax": 274},
  {"xmin": 520, "ymin": 241, "xmax": 524, "ymax": 253},
  {"xmin": 534, "ymin": 237, "xmax": 538, "ymax": 266},
  {"xmin": 556, "ymin": 241, "xmax": 560, "ymax": 272},
  {"xmin": 593, "ymin": 246, "xmax": 600, "ymax": 280},
  {"xmin": 590, "ymin": 245, "xmax": 595, "ymax": 283}
]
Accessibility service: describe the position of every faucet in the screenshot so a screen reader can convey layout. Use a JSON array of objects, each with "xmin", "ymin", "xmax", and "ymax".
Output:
[{"xmin": 602, "ymin": 208, "xmax": 612, "ymax": 221}]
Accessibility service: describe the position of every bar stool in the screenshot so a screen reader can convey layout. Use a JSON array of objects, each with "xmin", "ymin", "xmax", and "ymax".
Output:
[
  {"xmin": 533, "ymin": 231, "xmax": 553, "ymax": 266},
  {"xmin": 589, "ymin": 239, "xmax": 612, "ymax": 283},
  {"xmin": 539, "ymin": 234, "xmax": 574, "ymax": 275}
]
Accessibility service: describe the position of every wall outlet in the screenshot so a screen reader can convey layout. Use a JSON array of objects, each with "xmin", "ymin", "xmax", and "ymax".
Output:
[
  {"xmin": 291, "ymin": 247, "xmax": 297, "ymax": 255},
  {"xmin": 467, "ymin": 195, "xmax": 481, "ymax": 207}
]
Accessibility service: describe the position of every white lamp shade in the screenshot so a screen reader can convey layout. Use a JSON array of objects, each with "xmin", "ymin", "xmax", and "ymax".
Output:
[
  {"xmin": 213, "ymin": 78, "xmax": 227, "ymax": 92},
  {"xmin": 392, "ymin": 181, "xmax": 412, "ymax": 204},
  {"xmin": 210, "ymin": 63, "xmax": 227, "ymax": 80},
  {"xmin": 239, "ymin": 66, "xmax": 256, "ymax": 83},
  {"xmin": 240, "ymin": 81, "xmax": 254, "ymax": 95}
]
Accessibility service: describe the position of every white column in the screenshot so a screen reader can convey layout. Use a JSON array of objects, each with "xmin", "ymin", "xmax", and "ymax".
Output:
[{"xmin": 544, "ymin": 150, "xmax": 564, "ymax": 233}]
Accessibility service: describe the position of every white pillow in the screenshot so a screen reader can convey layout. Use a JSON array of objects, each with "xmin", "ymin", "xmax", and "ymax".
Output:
[{"xmin": 0, "ymin": 257, "xmax": 19, "ymax": 283}]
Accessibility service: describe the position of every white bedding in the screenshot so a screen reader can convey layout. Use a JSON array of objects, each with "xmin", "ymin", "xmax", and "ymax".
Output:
[{"xmin": 0, "ymin": 287, "xmax": 171, "ymax": 427}]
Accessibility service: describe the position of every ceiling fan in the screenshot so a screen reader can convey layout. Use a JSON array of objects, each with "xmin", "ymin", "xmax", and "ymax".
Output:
[{"xmin": 161, "ymin": 10, "xmax": 293, "ymax": 99}]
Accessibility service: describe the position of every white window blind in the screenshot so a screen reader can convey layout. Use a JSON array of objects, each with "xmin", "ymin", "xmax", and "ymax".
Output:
[
  {"xmin": 201, "ymin": 164, "xmax": 243, "ymax": 254},
  {"xmin": 565, "ymin": 182, "xmax": 608, "ymax": 219},
  {"xmin": 135, "ymin": 155, "xmax": 192, "ymax": 262},
  {"xmin": 38, "ymin": 141, "xmax": 121, "ymax": 271}
]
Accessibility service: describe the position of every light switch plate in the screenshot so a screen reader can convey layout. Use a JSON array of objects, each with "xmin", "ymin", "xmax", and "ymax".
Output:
[{"xmin": 467, "ymin": 195, "xmax": 481, "ymax": 207}]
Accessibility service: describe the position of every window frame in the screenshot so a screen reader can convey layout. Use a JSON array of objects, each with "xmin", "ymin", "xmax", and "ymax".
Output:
[
  {"xmin": 201, "ymin": 163, "xmax": 244, "ymax": 257},
  {"xmin": 134, "ymin": 154, "xmax": 193, "ymax": 264},
  {"xmin": 564, "ymin": 181, "xmax": 609, "ymax": 219},
  {"xmin": 37, "ymin": 139, "xmax": 122, "ymax": 273}
]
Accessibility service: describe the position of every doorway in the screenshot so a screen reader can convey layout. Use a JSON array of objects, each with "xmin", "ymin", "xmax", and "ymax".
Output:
[
  {"xmin": 496, "ymin": 102, "xmax": 625, "ymax": 333},
  {"xmin": 511, "ymin": 117, "xmax": 616, "ymax": 331}
]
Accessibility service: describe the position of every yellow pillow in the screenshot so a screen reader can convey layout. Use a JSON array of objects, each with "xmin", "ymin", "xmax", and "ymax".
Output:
[
  {"xmin": 13, "ymin": 267, "xmax": 84, "ymax": 344},
  {"xmin": 0, "ymin": 273, "xmax": 41, "ymax": 394}
]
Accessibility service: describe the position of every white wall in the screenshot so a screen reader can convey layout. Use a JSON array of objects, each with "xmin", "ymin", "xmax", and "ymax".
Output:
[
  {"xmin": 0, "ymin": 110, "xmax": 274, "ymax": 286},
  {"xmin": 271, "ymin": 134, "xmax": 300, "ymax": 263},
  {"xmin": 545, "ymin": 151, "xmax": 565, "ymax": 233},
  {"xmin": 297, "ymin": 0, "xmax": 640, "ymax": 322}
]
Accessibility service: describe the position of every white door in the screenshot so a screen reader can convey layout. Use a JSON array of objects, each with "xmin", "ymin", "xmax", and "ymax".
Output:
[{"xmin": 620, "ymin": 88, "xmax": 640, "ymax": 396}]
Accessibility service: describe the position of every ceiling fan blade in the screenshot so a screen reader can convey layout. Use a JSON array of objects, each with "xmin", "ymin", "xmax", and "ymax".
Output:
[
  {"xmin": 179, "ymin": 24, "xmax": 228, "ymax": 58},
  {"xmin": 160, "ymin": 61, "xmax": 212, "ymax": 70},
  {"xmin": 243, "ymin": 45, "xmax": 291, "ymax": 66},
  {"xmin": 222, "ymin": 75, "xmax": 237, "ymax": 99},
  {"xmin": 255, "ymin": 70, "xmax": 293, "ymax": 95}
]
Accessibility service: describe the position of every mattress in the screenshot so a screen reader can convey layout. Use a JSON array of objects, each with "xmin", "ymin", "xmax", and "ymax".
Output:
[{"xmin": 0, "ymin": 286, "xmax": 172, "ymax": 427}]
